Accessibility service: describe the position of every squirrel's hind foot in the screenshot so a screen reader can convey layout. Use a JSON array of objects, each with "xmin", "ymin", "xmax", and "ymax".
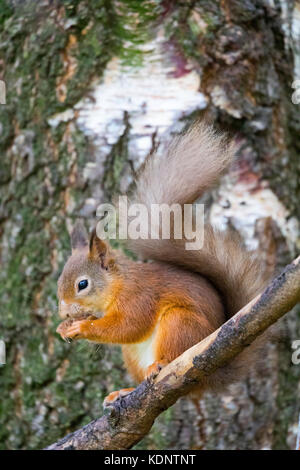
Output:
[
  {"xmin": 103, "ymin": 387, "xmax": 135, "ymax": 409},
  {"xmin": 145, "ymin": 360, "xmax": 168, "ymax": 382}
]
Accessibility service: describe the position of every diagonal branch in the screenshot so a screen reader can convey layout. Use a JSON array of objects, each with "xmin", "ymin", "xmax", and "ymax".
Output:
[{"xmin": 46, "ymin": 256, "xmax": 300, "ymax": 450}]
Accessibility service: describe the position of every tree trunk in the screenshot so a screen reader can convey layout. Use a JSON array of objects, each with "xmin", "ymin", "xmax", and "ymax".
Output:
[{"xmin": 0, "ymin": 0, "xmax": 299, "ymax": 450}]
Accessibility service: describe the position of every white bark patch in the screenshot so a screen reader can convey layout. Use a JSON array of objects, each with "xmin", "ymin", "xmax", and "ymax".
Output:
[
  {"xmin": 278, "ymin": 0, "xmax": 300, "ymax": 79},
  {"xmin": 210, "ymin": 175, "xmax": 299, "ymax": 252},
  {"xmin": 48, "ymin": 35, "xmax": 207, "ymax": 173},
  {"xmin": 291, "ymin": 4, "xmax": 300, "ymax": 79},
  {"xmin": 75, "ymin": 39, "xmax": 206, "ymax": 166}
]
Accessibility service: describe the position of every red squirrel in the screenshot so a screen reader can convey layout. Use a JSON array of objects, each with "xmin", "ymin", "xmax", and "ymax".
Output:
[{"xmin": 56, "ymin": 124, "xmax": 270, "ymax": 406}]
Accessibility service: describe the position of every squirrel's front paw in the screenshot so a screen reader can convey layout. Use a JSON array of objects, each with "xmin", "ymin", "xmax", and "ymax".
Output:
[
  {"xmin": 56, "ymin": 320, "xmax": 73, "ymax": 342},
  {"xmin": 56, "ymin": 319, "xmax": 91, "ymax": 341}
]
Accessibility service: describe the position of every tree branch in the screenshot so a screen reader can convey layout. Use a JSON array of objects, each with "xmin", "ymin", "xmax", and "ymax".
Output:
[{"xmin": 46, "ymin": 256, "xmax": 300, "ymax": 450}]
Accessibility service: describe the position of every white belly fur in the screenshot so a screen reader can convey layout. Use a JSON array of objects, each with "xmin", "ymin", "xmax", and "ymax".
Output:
[{"xmin": 135, "ymin": 325, "xmax": 158, "ymax": 370}]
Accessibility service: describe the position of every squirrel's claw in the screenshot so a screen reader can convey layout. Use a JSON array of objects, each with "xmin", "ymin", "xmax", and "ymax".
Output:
[
  {"xmin": 145, "ymin": 361, "xmax": 167, "ymax": 382},
  {"xmin": 56, "ymin": 319, "xmax": 88, "ymax": 341}
]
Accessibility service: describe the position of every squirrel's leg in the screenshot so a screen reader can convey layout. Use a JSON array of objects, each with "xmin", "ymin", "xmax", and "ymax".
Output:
[
  {"xmin": 57, "ymin": 311, "xmax": 152, "ymax": 344},
  {"xmin": 146, "ymin": 307, "xmax": 215, "ymax": 381}
]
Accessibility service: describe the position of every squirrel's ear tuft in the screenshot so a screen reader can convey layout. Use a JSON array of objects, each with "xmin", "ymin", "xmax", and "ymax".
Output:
[
  {"xmin": 71, "ymin": 221, "xmax": 89, "ymax": 251},
  {"xmin": 89, "ymin": 228, "xmax": 109, "ymax": 269}
]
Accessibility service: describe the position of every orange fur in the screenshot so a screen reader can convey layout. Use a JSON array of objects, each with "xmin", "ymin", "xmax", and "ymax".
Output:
[{"xmin": 103, "ymin": 388, "xmax": 135, "ymax": 407}]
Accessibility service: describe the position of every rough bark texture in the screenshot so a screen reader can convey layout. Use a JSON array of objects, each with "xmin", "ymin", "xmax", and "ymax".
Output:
[
  {"xmin": 46, "ymin": 256, "xmax": 300, "ymax": 450},
  {"xmin": 0, "ymin": 0, "xmax": 299, "ymax": 450}
]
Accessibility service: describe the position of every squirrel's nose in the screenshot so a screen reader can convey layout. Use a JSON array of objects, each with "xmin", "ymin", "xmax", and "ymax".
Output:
[
  {"xmin": 58, "ymin": 299, "xmax": 83, "ymax": 319},
  {"xmin": 58, "ymin": 299, "xmax": 69, "ymax": 319}
]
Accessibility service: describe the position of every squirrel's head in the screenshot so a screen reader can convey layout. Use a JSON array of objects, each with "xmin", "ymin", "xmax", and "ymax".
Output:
[{"xmin": 57, "ymin": 222, "xmax": 116, "ymax": 319}]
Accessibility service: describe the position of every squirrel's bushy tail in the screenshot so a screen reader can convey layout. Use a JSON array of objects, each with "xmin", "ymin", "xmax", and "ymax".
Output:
[{"xmin": 124, "ymin": 123, "xmax": 269, "ymax": 318}]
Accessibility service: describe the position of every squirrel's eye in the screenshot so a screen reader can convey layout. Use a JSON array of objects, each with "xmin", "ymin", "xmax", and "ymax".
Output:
[{"xmin": 78, "ymin": 279, "xmax": 88, "ymax": 291}]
